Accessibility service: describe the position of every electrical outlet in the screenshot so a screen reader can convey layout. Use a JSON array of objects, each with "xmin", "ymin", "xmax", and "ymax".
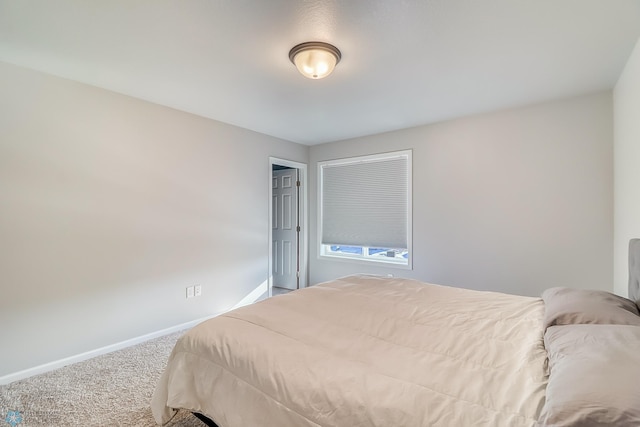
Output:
[
  {"xmin": 186, "ymin": 286, "xmax": 195, "ymax": 299},
  {"xmin": 194, "ymin": 285, "xmax": 202, "ymax": 297}
]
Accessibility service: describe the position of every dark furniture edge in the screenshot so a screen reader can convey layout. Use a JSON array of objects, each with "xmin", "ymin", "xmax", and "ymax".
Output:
[{"xmin": 193, "ymin": 412, "xmax": 220, "ymax": 427}]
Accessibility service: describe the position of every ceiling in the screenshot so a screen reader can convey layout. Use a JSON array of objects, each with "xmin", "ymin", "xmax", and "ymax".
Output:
[{"xmin": 1, "ymin": 1, "xmax": 639, "ymax": 145}]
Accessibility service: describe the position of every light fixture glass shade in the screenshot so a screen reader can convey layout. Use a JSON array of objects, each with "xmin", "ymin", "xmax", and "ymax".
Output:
[{"xmin": 289, "ymin": 42, "xmax": 341, "ymax": 79}]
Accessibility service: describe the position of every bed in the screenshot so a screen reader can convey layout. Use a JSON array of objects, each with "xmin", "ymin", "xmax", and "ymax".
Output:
[{"xmin": 152, "ymin": 239, "xmax": 640, "ymax": 426}]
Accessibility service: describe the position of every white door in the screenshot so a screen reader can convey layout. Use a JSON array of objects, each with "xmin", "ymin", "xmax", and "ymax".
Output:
[{"xmin": 272, "ymin": 168, "xmax": 299, "ymax": 290}]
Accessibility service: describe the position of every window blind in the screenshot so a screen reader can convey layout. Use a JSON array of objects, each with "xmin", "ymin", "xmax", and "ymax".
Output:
[{"xmin": 320, "ymin": 152, "xmax": 409, "ymax": 249}]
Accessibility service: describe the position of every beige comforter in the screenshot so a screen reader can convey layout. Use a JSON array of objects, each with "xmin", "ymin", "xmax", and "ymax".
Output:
[{"xmin": 152, "ymin": 275, "xmax": 548, "ymax": 426}]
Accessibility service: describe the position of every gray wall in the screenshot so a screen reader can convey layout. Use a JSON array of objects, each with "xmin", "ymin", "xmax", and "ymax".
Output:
[
  {"xmin": 614, "ymin": 36, "xmax": 640, "ymax": 297},
  {"xmin": 0, "ymin": 61, "xmax": 308, "ymax": 378},
  {"xmin": 309, "ymin": 92, "xmax": 613, "ymax": 297}
]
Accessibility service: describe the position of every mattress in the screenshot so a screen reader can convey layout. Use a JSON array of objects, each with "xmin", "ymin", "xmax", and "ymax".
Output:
[{"xmin": 152, "ymin": 275, "xmax": 548, "ymax": 426}]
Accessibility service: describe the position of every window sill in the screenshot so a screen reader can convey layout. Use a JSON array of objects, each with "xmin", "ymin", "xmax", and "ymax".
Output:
[{"xmin": 318, "ymin": 254, "xmax": 412, "ymax": 270}]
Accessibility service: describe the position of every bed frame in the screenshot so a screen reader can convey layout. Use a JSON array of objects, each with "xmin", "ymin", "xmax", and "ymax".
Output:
[
  {"xmin": 193, "ymin": 413, "xmax": 219, "ymax": 427},
  {"xmin": 630, "ymin": 238, "xmax": 640, "ymax": 305},
  {"xmin": 189, "ymin": 238, "xmax": 640, "ymax": 427}
]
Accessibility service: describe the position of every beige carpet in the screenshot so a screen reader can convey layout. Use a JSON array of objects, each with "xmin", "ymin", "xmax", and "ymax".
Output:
[{"xmin": 0, "ymin": 331, "xmax": 205, "ymax": 427}]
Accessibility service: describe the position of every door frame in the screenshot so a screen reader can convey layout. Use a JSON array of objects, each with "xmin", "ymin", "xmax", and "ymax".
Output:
[{"xmin": 268, "ymin": 157, "xmax": 308, "ymax": 297}]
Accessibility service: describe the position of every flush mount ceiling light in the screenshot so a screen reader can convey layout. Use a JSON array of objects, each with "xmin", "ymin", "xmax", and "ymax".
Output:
[{"xmin": 289, "ymin": 41, "xmax": 341, "ymax": 79}]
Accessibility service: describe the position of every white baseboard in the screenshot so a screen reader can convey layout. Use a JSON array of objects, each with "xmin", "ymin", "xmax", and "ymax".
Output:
[
  {"xmin": 0, "ymin": 312, "xmax": 221, "ymax": 386},
  {"xmin": 232, "ymin": 279, "xmax": 269, "ymax": 309}
]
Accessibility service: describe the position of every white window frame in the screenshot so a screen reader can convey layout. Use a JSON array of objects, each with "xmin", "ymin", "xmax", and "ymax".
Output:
[{"xmin": 318, "ymin": 150, "xmax": 412, "ymax": 269}]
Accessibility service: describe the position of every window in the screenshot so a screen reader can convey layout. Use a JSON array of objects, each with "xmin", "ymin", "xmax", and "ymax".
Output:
[{"xmin": 318, "ymin": 150, "xmax": 412, "ymax": 267}]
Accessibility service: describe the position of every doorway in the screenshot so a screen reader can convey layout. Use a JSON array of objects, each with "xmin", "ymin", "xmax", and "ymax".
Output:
[{"xmin": 269, "ymin": 158, "xmax": 307, "ymax": 297}]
